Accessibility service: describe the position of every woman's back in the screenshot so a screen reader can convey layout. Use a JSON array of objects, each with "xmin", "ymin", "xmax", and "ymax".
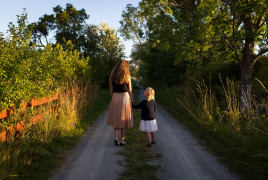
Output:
[{"xmin": 112, "ymin": 81, "xmax": 129, "ymax": 92}]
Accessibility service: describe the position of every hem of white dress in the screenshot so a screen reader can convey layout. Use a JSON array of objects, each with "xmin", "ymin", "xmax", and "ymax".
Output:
[{"xmin": 139, "ymin": 119, "xmax": 158, "ymax": 132}]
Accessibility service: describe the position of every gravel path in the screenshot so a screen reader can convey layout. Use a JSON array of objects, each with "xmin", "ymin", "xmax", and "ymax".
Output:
[
  {"xmin": 50, "ymin": 108, "xmax": 125, "ymax": 180},
  {"xmin": 137, "ymin": 84, "xmax": 239, "ymax": 180}
]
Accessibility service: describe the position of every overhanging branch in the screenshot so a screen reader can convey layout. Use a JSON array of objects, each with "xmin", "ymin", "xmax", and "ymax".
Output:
[
  {"xmin": 253, "ymin": 48, "xmax": 268, "ymax": 64},
  {"xmin": 163, "ymin": 0, "xmax": 184, "ymax": 9}
]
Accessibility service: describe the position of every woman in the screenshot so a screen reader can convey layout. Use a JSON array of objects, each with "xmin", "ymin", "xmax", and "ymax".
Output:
[{"xmin": 107, "ymin": 60, "xmax": 133, "ymax": 146}]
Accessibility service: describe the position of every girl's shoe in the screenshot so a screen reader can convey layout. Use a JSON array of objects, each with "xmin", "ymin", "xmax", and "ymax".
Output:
[
  {"xmin": 151, "ymin": 141, "xmax": 156, "ymax": 144},
  {"xmin": 147, "ymin": 143, "xmax": 151, "ymax": 148},
  {"xmin": 115, "ymin": 140, "xmax": 119, "ymax": 146},
  {"xmin": 120, "ymin": 141, "xmax": 126, "ymax": 146}
]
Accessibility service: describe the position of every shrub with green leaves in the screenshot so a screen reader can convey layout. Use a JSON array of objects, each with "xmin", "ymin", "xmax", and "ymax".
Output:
[{"xmin": 0, "ymin": 12, "xmax": 90, "ymax": 110}]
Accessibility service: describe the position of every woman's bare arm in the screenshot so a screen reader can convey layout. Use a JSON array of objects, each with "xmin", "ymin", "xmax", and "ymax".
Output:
[
  {"xmin": 109, "ymin": 78, "xmax": 114, "ymax": 96},
  {"xmin": 128, "ymin": 77, "xmax": 134, "ymax": 103}
]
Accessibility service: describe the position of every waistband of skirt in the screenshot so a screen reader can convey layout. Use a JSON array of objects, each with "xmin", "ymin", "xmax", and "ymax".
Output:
[{"xmin": 141, "ymin": 119, "xmax": 156, "ymax": 121}]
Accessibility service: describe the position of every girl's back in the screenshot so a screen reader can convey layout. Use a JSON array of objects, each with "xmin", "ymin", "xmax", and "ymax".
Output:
[{"xmin": 132, "ymin": 99, "xmax": 156, "ymax": 120}]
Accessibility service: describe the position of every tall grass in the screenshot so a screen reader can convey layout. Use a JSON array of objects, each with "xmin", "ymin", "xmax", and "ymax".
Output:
[
  {"xmin": 177, "ymin": 77, "xmax": 268, "ymax": 134},
  {"xmin": 152, "ymin": 77, "xmax": 268, "ymax": 180},
  {"xmin": 0, "ymin": 81, "xmax": 100, "ymax": 179},
  {"xmin": 177, "ymin": 79, "xmax": 216, "ymax": 126},
  {"xmin": 219, "ymin": 77, "xmax": 241, "ymax": 133}
]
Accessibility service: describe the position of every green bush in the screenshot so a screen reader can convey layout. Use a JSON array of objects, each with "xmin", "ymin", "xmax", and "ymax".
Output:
[
  {"xmin": 0, "ymin": 13, "xmax": 90, "ymax": 110},
  {"xmin": 252, "ymin": 56, "xmax": 268, "ymax": 95},
  {"xmin": 187, "ymin": 62, "xmax": 240, "ymax": 86}
]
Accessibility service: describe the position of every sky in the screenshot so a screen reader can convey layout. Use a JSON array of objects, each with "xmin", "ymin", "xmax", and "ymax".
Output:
[{"xmin": 0, "ymin": 0, "xmax": 140, "ymax": 59}]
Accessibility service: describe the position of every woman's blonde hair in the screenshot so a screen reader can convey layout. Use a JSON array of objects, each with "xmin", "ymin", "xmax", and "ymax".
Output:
[
  {"xmin": 110, "ymin": 60, "xmax": 130, "ymax": 84},
  {"xmin": 146, "ymin": 87, "xmax": 155, "ymax": 100}
]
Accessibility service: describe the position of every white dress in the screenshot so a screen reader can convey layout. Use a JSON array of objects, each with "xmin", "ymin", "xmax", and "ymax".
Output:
[{"xmin": 139, "ymin": 119, "xmax": 158, "ymax": 132}]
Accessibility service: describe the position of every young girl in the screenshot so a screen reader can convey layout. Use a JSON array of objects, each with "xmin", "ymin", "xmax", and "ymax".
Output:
[{"xmin": 132, "ymin": 87, "xmax": 158, "ymax": 147}]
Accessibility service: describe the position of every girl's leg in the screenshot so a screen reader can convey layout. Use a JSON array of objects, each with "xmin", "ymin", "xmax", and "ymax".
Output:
[
  {"xmin": 150, "ymin": 132, "xmax": 155, "ymax": 143},
  {"xmin": 146, "ymin": 132, "xmax": 151, "ymax": 144}
]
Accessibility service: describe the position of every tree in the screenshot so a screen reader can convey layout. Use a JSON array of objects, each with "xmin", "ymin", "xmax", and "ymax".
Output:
[
  {"xmin": 90, "ymin": 23, "xmax": 125, "ymax": 86},
  {"xmin": 29, "ymin": 14, "xmax": 55, "ymax": 46},
  {"xmin": 53, "ymin": 4, "xmax": 89, "ymax": 51},
  {"xmin": 119, "ymin": 4, "xmax": 148, "ymax": 44},
  {"xmin": 153, "ymin": 0, "xmax": 268, "ymax": 111},
  {"xmin": 206, "ymin": 0, "xmax": 268, "ymax": 111},
  {"xmin": 29, "ymin": 3, "xmax": 90, "ymax": 51},
  {"xmin": 97, "ymin": 22, "xmax": 125, "ymax": 61},
  {"xmin": 121, "ymin": 0, "xmax": 268, "ymax": 112},
  {"xmin": 82, "ymin": 25, "xmax": 99, "ymax": 57},
  {"xmin": 120, "ymin": 0, "xmax": 208, "ymax": 83}
]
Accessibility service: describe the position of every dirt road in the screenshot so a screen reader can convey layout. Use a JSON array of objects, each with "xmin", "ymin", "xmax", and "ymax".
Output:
[
  {"xmin": 51, "ymin": 85, "xmax": 238, "ymax": 180},
  {"xmin": 50, "ymin": 109, "xmax": 125, "ymax": 180},
  {"xmin": 136, "ymin": 84, "xmax": 238, "ymax": 180}
]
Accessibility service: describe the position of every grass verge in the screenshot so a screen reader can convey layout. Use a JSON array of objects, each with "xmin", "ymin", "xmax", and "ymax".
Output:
[
  {"xmin": 144, "ymin": 80, "xmax": 268, "ymax": 180},
  {"xmin": 0, "ymin": 84, "xmax": 111, "ymax": 180},
  {"xmin": 119, "ymin": 82, "xmax": 160, "ymax": 180}
]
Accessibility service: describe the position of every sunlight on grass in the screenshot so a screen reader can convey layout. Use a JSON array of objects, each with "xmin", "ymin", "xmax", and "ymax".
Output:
[{"xmin": 0, "ymin": 81, "xmax": 111, "ymax": 179}]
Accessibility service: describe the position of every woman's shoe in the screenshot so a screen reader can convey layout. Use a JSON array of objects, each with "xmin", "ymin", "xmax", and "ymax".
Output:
[
  {"xmin": 120, "ymin": 141, "xmax": 126, "ymax": 146},
  {"xmin": 147, "ymin": 143, "xmax": 151, "ymax": 148},
  {"xmin": 151, "ymin": 141, "xmax": 156, "ymax": 144},
  {"xmin": 115, "ymin": 140, "xmax": 119, "ymax": 146}
]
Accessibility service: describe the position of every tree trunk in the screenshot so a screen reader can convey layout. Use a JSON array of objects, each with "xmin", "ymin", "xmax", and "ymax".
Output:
[
  {"xmin": 240, "ymin": 38, "xmax": 254, "ymax": 112},
  {"xmin": 239, "ymin": 12, "xmax": 255, "ymax": 113},
  {"xmin": 240, "ymin": 55, "xmax": 253, "ymax": 112}
]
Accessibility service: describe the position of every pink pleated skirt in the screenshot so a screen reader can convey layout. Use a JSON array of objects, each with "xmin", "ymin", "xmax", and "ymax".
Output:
[{"xmin": 107, "ymin": 92, "xmax": 133, "ymax": 128}]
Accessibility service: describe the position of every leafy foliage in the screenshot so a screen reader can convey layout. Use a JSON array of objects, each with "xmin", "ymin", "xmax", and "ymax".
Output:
[
  {"xmin": 29, "ymin": 4, "xmax": 125, "ymax": 86},
  {"xmin": 121, "ymin": 1, "xmax": 268, "ymax": 179},
  {"xmin": 30, "ymin": 3, "xmax": 89, "ymax": 51},
  {"xmin": 0, "ymin": 12, "xmax": 90, "ymax": 110},
  {"xmin": 90, "ymin": 23, "xmax": 125, "ymax": 86},
  {"xmin": 121, "ymin": 0, "xmax": 268, "ymax": 111},
  {"xmin": 119, "ymin": 4, "xmax": 148, "ymax": 44}
]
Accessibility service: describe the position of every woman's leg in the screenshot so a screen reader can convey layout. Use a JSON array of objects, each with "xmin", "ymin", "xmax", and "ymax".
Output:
[
  {"xmin": 114, "ymin": 128, "xmax": 119, "ymax": 140},
  {"xmin": 120, "ymin": 128, "xmax": 126, "ymax": 142},
  {"xmin": 114, "ymin": 128, "xmax": 120, "ymax": 145}
]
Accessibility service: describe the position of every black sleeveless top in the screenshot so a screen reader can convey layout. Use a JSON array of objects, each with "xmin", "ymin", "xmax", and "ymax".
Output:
[{"xmin": 112, "ymin": 82, "xmax": 129, "ymax": 92}]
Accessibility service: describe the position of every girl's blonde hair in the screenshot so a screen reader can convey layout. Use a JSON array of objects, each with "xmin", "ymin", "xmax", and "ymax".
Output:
[
  {"xmin": 146, "ymin": 87, "xmax": 155, "ymax": 100},
  {"xmin": 110, "ymin": 60, "xmax": 130, "ymax": 84}
]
